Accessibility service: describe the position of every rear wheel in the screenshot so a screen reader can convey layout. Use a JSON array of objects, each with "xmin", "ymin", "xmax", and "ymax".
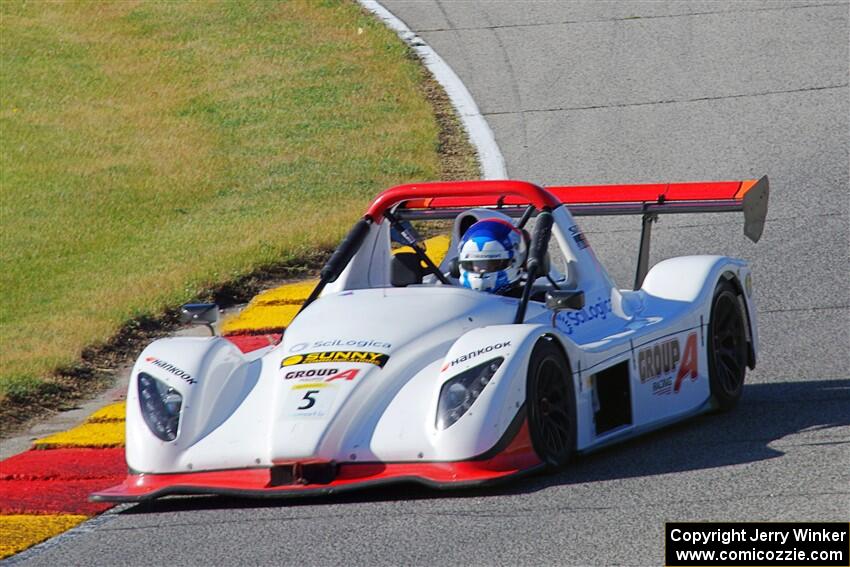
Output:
[
  {"xmin": 527, "ymin": 337, "xmax": 576, "ymax": 468},
  {"xmin": 708, "ymin": 280, "xmax": 748, "ymax": 411}
]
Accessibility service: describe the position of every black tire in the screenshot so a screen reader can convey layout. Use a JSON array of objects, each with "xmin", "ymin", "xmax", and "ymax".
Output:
[
  {"xmin": 526, "ymin": 337, "xmax": 576, "ymax": 468},
  {"xmin": 708, "ymin": 280, "xmax": 749, "ymax": 411}
]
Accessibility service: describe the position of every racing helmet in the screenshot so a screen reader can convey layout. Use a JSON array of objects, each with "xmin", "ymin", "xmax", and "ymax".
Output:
[{"xmin": 458, "ymin": 218, "xmax": 527, "ymax": 293}]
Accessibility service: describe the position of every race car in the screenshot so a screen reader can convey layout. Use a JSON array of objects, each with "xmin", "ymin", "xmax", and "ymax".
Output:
[{"xmin": 93, "ymin": 177, "xmax": 768, "ymax": 501}]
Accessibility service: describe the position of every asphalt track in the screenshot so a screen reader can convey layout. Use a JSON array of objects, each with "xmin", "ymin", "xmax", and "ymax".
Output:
[{"xmin": 13, "ymin": 1, "xmax": 848, "ymax": 565}]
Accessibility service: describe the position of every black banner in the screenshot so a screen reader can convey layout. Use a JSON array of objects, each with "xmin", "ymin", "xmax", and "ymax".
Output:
[{"xmin": 666, "ymin": 522, "xmax": 849, "ymax": 566}]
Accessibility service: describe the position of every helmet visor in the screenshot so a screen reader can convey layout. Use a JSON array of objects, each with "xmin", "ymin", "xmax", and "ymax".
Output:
[{"xmin": 460, "ymin": 259, "xmax": 510, "ymax": 274}]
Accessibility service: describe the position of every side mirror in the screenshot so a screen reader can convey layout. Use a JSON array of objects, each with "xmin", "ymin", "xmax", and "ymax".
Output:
[
  {"xmin": 545, "ymin": 290, "xmax": 585, "ymax": 312},
  {"xmin": 180, "ymin": 303, "xmax": 220, "ymax": 336}
]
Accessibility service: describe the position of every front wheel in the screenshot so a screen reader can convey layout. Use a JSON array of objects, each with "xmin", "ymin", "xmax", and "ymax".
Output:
[
  {"xmin": 526, "ymin": 337, "xmax": 576, "ymax": 468},
  {"xmin": 708, "ymin": 280, "xmax": 748, "ymax": 411}
]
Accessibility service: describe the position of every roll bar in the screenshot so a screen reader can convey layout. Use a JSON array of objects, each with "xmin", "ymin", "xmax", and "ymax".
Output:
[{"xmin": 365, "ymin": 180, "xmax": 561, "ymax": 222}]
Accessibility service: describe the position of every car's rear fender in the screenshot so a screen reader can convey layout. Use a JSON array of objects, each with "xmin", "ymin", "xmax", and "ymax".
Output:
[{"xmin": 641, "ymin": 255, "xmax": 759, "ymax": 368}]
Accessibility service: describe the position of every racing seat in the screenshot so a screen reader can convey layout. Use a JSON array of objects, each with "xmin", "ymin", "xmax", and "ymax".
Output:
[{"xmin": 391, "ymin": 252, "xmax": 424, "ymax": 287}]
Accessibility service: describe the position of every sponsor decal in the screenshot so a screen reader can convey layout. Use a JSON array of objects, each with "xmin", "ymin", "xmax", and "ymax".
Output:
[
  {"xmin": 283, "ymin": 368, "xmax": 361, "ymax": 382},
  {"xmin": 312, "ymin": 339, "xmax": 391, "ymax": 349},
  {"xmin": 568, "ymin": 224, "xmax": 589, "ymax": 250},
  {"xmin": 652, "ymin": 376, "xmax": 674, "ymax": 396},
  {"xmin": 673, "ymin": 332, "xmax": 698, "ymax": 393},
  {"xmin": 281, "ymin": 351, "xmax": 389, "ymax": 368},
  {"xmin": 443, "ymin": 341, "xmax": 510, "ymax": 371},
  {"xmin": 556, "ymin": 297, "xmax": 612, "ymax": 335},
  {"xmin": 145, "ymin": 356, "xmax": 197, "ymax": 385},
  {"xmin": 288, "ymin": 339, "xmax": 391, "ymax": 353},
  {"xmin": 326, "ymin": 369, "xmax": 360, "ymax": 382},
  {"xmin": 639, "ymin": 338, "xmax": 680, "ymax": 384},
  {"xmin": 636, "ymin": 332, "xmax": 699, "ymax": 395},
  {"xmin": 286, "ymin": 385, "xmax": 337, "ymax": 418}
]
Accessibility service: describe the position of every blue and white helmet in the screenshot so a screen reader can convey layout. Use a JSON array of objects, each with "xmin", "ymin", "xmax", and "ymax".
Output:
[{"xmin": 458, "ymin": 218, "xmax": 527, "ymax": 293}]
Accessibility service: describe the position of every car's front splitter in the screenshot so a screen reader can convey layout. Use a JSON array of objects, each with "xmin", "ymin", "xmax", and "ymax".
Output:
[{"xmin": 91, "ymin": 421, "xmax": 543, "ymax": 502}]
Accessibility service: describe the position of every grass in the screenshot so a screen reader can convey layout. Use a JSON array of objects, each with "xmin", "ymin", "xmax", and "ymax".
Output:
[{"xmin": 0, "ymin": 0, "xmax": 450, "ymax": 402}]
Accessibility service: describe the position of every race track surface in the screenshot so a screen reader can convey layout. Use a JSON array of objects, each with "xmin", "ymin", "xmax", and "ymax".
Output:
[{"xmin": 14, "ymin": 2, "xmax": 848, "ymax": 565}]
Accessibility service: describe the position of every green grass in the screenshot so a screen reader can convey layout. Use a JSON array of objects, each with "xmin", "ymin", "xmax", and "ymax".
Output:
[{"xmin": 0, "ymin": 0, "xmax": 444, "ymax": 400}]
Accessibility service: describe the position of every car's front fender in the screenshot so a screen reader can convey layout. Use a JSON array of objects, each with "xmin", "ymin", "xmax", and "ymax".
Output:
[
  {"xmin": 126, "ymin": 337, "xmax": 262, "ymax": 473},
  {"xmin": 367, "ymin": 323, "xmax": 561, "ymax": 462}
]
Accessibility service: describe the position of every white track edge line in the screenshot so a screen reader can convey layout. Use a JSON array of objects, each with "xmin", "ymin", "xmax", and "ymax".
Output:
[{"xmin": 358, "ymin": 0, "xmax": 507, "ymax": 180}]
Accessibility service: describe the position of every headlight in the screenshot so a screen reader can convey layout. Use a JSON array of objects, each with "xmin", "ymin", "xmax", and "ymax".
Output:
[
  {"xmin": 436, "ymin": 357, "xmax": 503, "ymax": 430},
  {"xmin": 138, "ymin": 372, "xmax": 183, "ymax": 441}
]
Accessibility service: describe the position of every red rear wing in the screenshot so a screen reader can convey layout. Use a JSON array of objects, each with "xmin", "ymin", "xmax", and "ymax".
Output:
[
  {"xmin": 384, "ymin": 176, "xmax": 768, "ymax": 243},
  {"xmin": 548, "ymin": 179, "xmax": 751, "ymax": 204},
  {"xmin": 548, "ymin": 176, "xmax": 769, "ymax": 242}
]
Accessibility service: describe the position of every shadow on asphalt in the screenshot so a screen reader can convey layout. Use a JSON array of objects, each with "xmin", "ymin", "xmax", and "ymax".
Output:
[{"xmin": 122, "ymin": 379, "xmax": 849, "ymax": 514}]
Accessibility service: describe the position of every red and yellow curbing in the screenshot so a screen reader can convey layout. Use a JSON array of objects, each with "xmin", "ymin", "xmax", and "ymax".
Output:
[
  {"xmin": 0, "ymin": 235, "xmax": 452, "ymax": 558},
  {"xmin": 0, "ymin": 404, "xmax": 129, "ymax": 558},
  {"xmin": 85, "ymin": 401, "xmax": 127, "ymax": 423},
  {"xmin": 0, "ymin": 515, "xmax": 88, "ymax": 559},
  {"xmin": 32, "ymin": 421, "xmax": 125, "ymax": 450},
  {"xmin": 31, "ymin": 401, "xmax": 126, "ymax": 450},
  {"xmin": 0, "ymin": 436, "xmax": 127, "ymax": 558}
]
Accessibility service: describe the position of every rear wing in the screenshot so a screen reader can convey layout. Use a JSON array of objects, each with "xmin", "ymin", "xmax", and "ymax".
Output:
[
  {"xmin": 546, "ymin": 175, "xmax": 769, "ymax": 243},
  {"xmin": 389, "ymin": 176, "xmax": 768, "ymax": 289},
  {"xmin": 549, "ymin": 176, "xmax": 768, "ymax": 288},
  {"xmin": 394, "ymin": 176, "xmax": 768, "ymax": 240}
]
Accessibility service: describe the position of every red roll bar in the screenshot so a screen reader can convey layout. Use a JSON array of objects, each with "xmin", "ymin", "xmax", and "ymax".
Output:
[{"xmin": 365, "ymin": 180, "xmax": 561, "ymax": 222}]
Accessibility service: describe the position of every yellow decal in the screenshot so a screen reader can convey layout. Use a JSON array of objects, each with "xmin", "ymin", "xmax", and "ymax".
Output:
[
  {"xmin": 281, "ymin": 351, "xmax": 389, "ymax": 368},
  {"xmin": 290, "ymin": 382, "xmax": 330, "ymax": 390}
]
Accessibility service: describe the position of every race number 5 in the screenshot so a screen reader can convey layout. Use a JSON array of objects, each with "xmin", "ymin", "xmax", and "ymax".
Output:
[
  {"xmin": 298, "ymin": 390, "xmax": 319, "ymax": 410},
  {"xmin": 286, "ymin": 385, "xmax": 337, "ymax": 418}
]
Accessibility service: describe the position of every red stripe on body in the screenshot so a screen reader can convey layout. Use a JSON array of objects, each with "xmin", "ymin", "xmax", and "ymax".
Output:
[{"xmin": 93, "ymin": 421, "xmax": 541, "ymax": 500}]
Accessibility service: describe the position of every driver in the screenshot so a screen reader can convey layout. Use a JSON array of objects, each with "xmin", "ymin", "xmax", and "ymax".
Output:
[{"xmin": 457, "ymin": 218, "xmax": 527, "ymax": 294}]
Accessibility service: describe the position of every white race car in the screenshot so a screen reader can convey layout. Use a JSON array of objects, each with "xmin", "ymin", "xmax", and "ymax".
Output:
[{"xmin": 94, "ymin": 177, "xmax": 768, "ymax": 501}]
